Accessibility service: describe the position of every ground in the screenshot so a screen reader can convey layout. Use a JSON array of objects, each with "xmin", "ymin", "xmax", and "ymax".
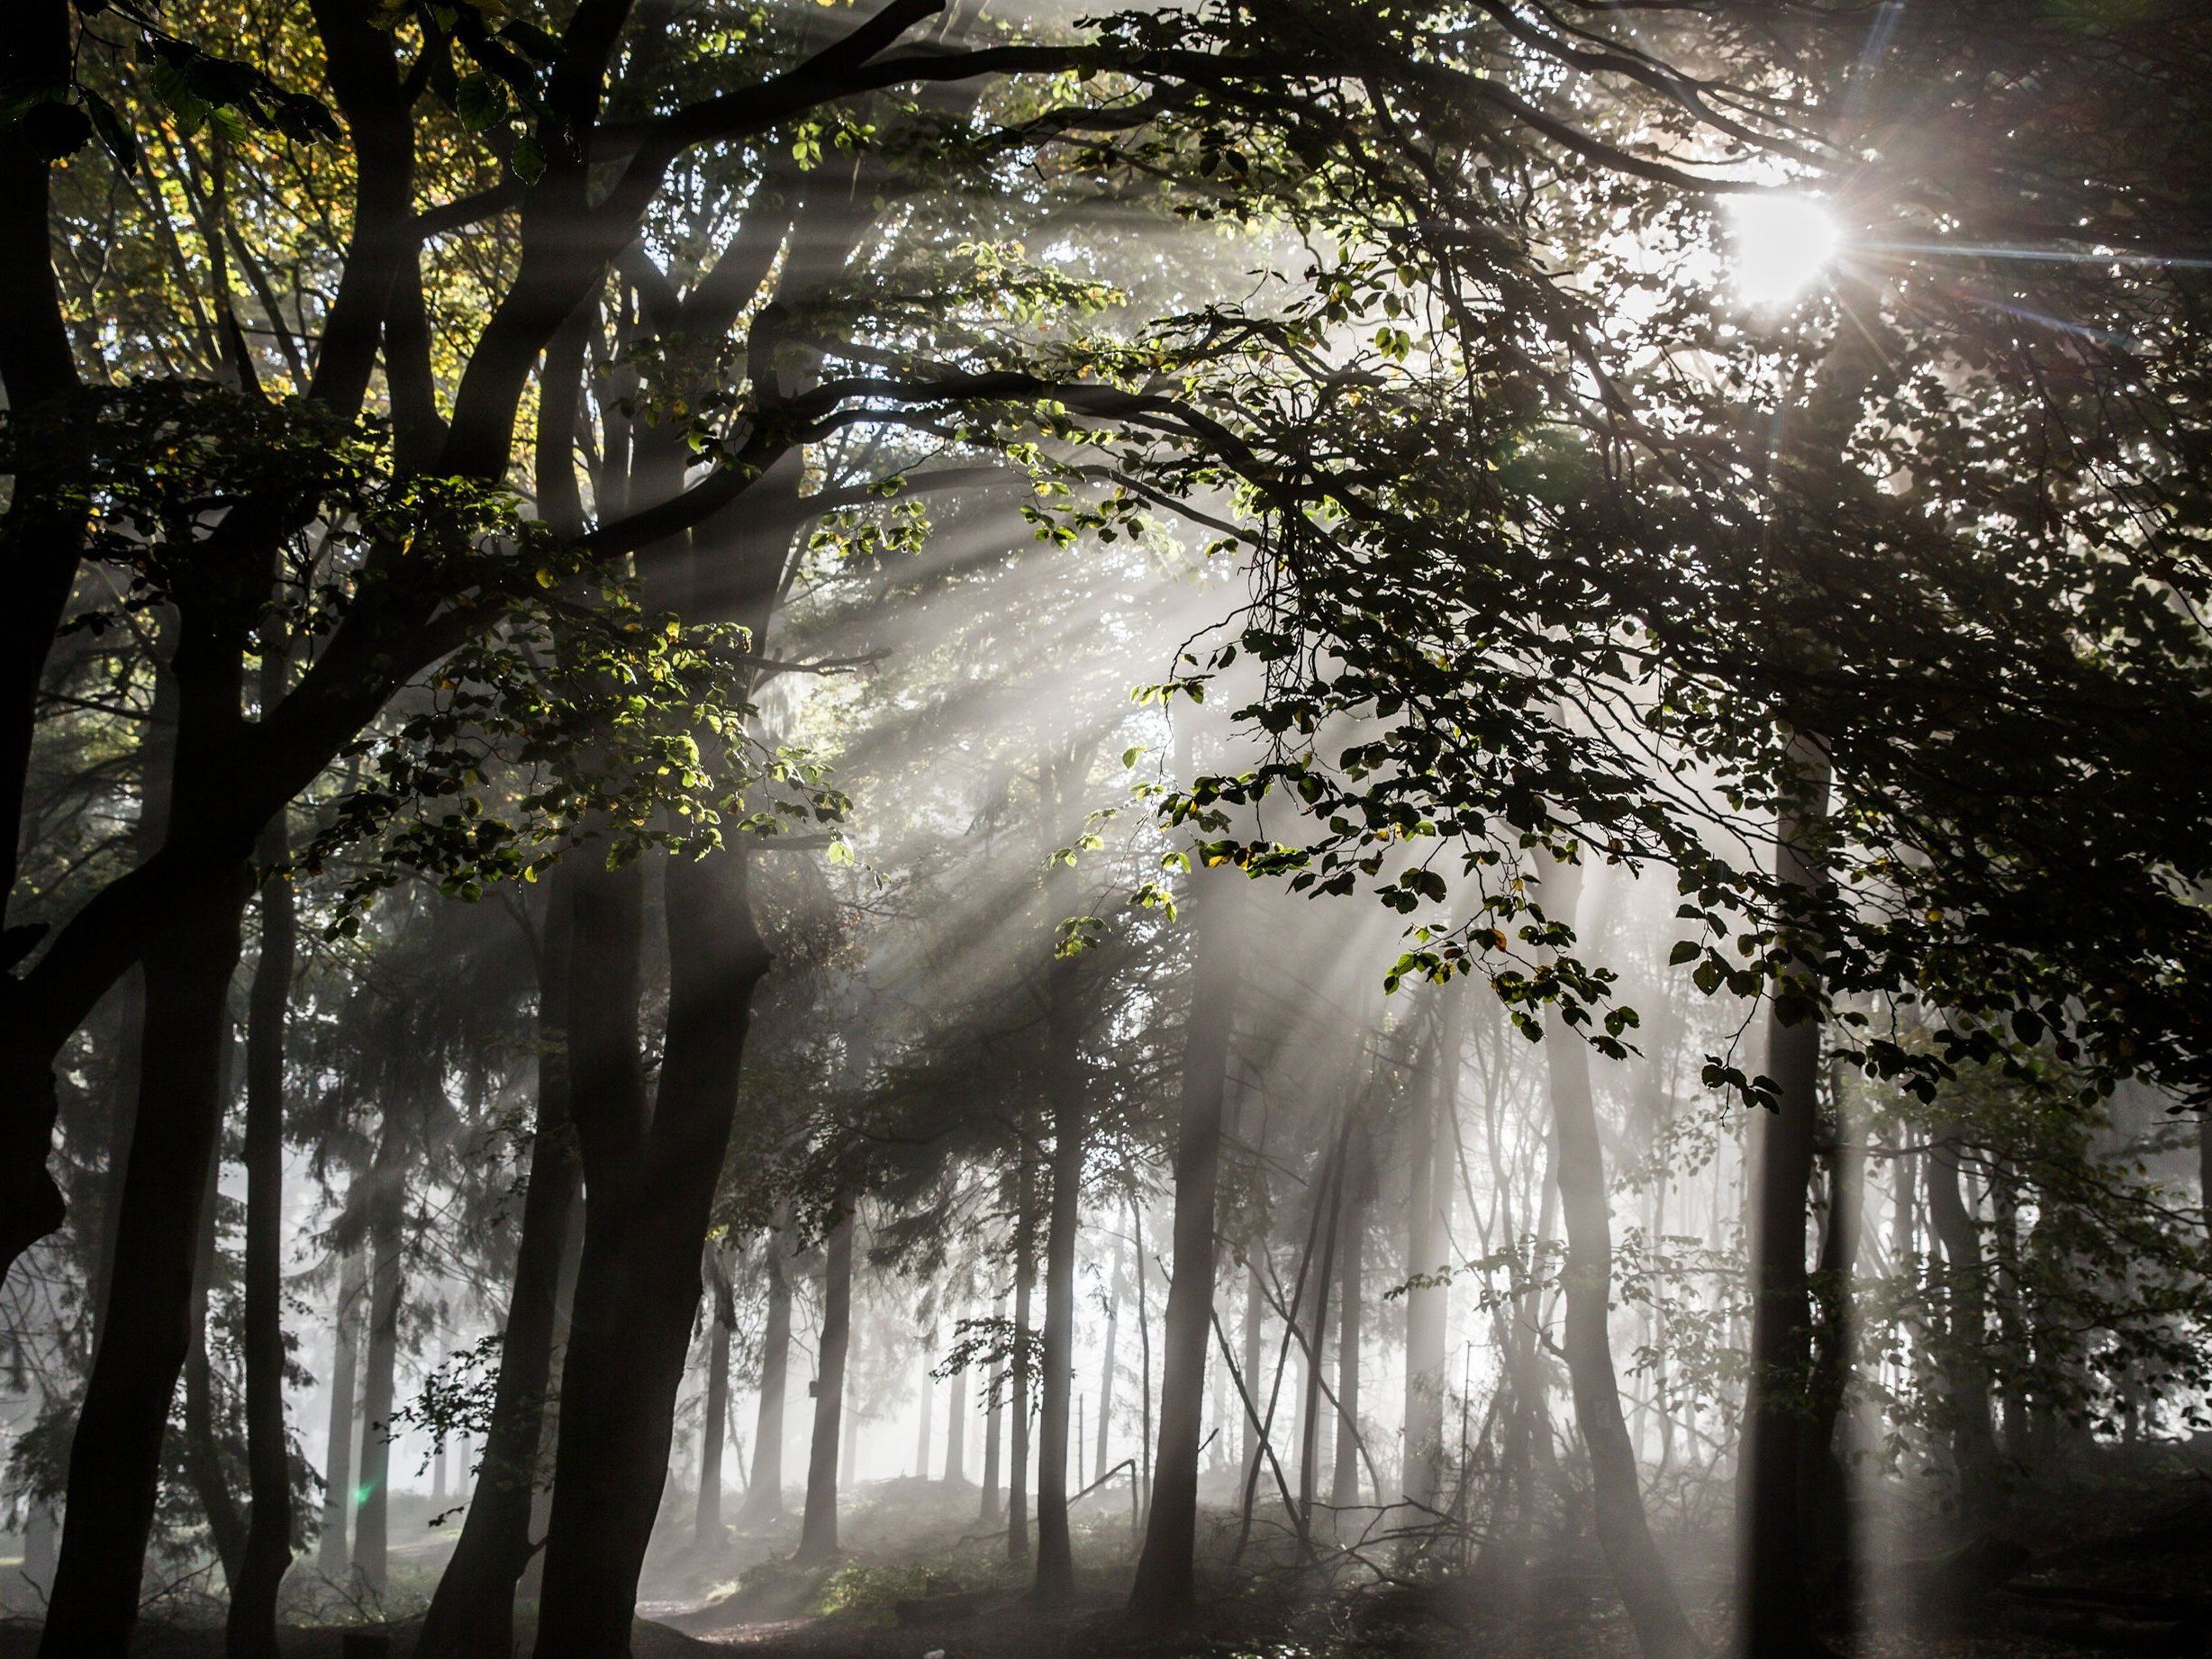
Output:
[{"xmin": 5, "ymin": 1455, "xmax": 2208, "ymax": 1657}]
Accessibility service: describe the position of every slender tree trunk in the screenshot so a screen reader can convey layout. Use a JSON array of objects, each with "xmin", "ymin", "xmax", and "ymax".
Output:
[
  {"xmin": 183, "ymin": 1150, "xmax": 248, "ymax": 1590},
  {"xmin": 1241, "ymin": 1265, "xmax": 1265, "ymax": 1485},
  {"xmin": 416, "ymin": 878, "xmax": 580, "ymax": 1659},
  {"xmin": 697, "ymin": 1245, "xmax": 736, "ymax": 1543},
  {"xmin": 1007, "ymin": 1150, "xmax": 1036, "ymax": 1569},
  {"xmin": 1128, "ymin": 857, "xmax": 1242, "ymax": 1619},
  {"xmin": 1033, "ymin": 1061, "xmax": 1083, "ymax": 1599},
  {"xmin": 317, "ymin": 1248, "xmax": 366, "ymax": 1581},
  {"xmin": 1401, "ymin": 990, "xmax": 1460, "ymax": 1512},
  {"xmin": 796, "ymin": 1207, "xmax": 855, "ymax": 1564},
  {"xmin": 1738, "ymin": 746, "xmax": 1831, "ymax": 1659},
  {"xmin": 914, "ymin": 1337, "xmax": 935, "ymax": 1479},
  {"xmin": 1298, "ymin": 1128, "xmax": 1347, "ymax": 1541},
  {"xmin": 38, "ymin": 870, "xmax": 249, "ymax": 1659},
  {"xmin": 1095, "ymin": 1280, "xmax": 1118, "ymax": 1486},
  {"xmin": 737, "ymin": 1215, "xmax": 793, "ymax": 1526},
  {"xmin": 944, "ymin": 1339, "xmax": 969, "ymax": 1484},
  {"xmin": 980, "ymin": 1291, "xmax": 1006, "ymax": 1525},
  {"xmin": 230, "ymin": 842, "xmax": 295, "ymax": 1659},
  {"xmin": 1804, "ymin": 1071, "xmax": 1864, "ymax": 1617},
  {"xmin": 353, "ymin": 1125, "xmax": 407, "ymax": 1601},
  {"xmin": 1330, "ymin": 1128, "xmax": 1369, "ymax": 1518},
  {"xmin": 1540, "ymin": 856, "xmax": 1703, "ymax": 1659},
  {"xmin": 1926, "ymin": 1122, "xmax": 2002, "ymax": 1530}
]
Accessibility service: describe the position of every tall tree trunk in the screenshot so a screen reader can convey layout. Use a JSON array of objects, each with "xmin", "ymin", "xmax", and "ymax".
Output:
[
  {"xmin": 1738, "ymin": 746, "xmax": 1830, "ymax": 1659},
  {"xmin": 1127, "ymin": 857, "xmax": 1242, "ymax": 1620},
  {"xmin": 230, "ymin": 830, "xmax": 296, "ymax": 1659},
  {"xmin": 737, "ymin": 1215, "xmax": 793, "ymax": 1526},
  {"xmin": 1095, "ymin": 1279, "xmax": 1119, "ymax": 1486},
  {"xmin": 38, "ymin": 870, "xmax": 249, "ymax": 1659},
  {"xmin": 697, "ymin": 1243, "xmax": 736, "ymax": 1543},
  {"xmin": 1330, "ymin": 1127, "xmax": 1370, "ymax": 1518},
  {"xmin": 1299, "ymin": 1128, "xmax": 1348, "ymax": 1541},
  {"xmin": 945, "ymin": 1338, "xmax": 969, "ymax": 1484},
  {"xmin": 1241, "ymin": 1265, "xmax": 1265, "ymax": 1485},
  {"xmin": 1032, "ymin": 1049, "xmax": 1084, "ymax": 1599},
  {"xmin": 1803, "ymin": 1070, "xmax": 1864, "ymax": 1617},
  {"xmin": 796, "ymin": 1207, "xmax": 855, "ymax": 1564},
  {"xmin": 1007, "ymin": 1149, "xmax": 1036, "ymax": 1569},
  {"xmin": 317, "ymin": 1247, "xmax": 365, "ymax": 1581},
  {"xmin": 1401, "ymin": 989, "xmax": 1460, "ymax": 1512},
  {"xmin": 416, "ymin": 878, "xmax": 580, "ymax": 1659},
  {"xmin": 1540, "ymin": 855, "xmax": 1703, "ymax": 1659},
  {"xmin": 183, "ymin": 1151, "xmax": 248, "ymax": 1591},
  {"xmin": 1926, "ymin": 1121, "xmax": 2002, "ymax": 1530},
  {"xmin": 532, "ymin": 835, "xmax": 775, "ymax": 1659},
  {"xmin": 980, "ymin": 1290, "xmax": 1006, "ymax": 1525},
  {"xmin": 352, "ymin": 1120, "xmax": 407, "ymax": 1601},
  {"xmin": 913, "ymin": 1334, "xmax": 934, "ymax": 1479}
]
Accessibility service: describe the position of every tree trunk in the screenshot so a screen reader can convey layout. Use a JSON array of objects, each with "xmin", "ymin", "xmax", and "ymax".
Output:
[
  {"xmin": 1007, "ymin": 1149, "xmax": 1036, "ymax": 1569},
  {"xmin": 230, "ymin": 848, "xmax": 296, "ymax": 1659},
  {"xmin": 531, "ymin": 833, "xmax": 775, "ymax": 1659},
  {"xmin": 737, "ymin": 1215, "xmax": 793, "ymax": 1526},
  {"xmin": 980, "ymin": 1290, "xmax": 1006, "ymax": 1525},
  {"xmin": 913, "ymin": 1335, "xmax": 934, "ymax": 1480},
  {"xmin": 1032, "ymin": 1060, "xmax": 1083, "ymax": 1599},
  {"xmin": 1330, "ymin": 1127, "xmax": 1369, "ymax": 1518},
  {"xmin": 352, "ymin": 1121, "xmax": 407, "ymax": 1601},
  {"xmin": 796, "ymin": 1206, "xmax": 855, "ymax": 1564},
  {"xmin": 1804, "ymin": 1070, "xmax": 1864, "ymax": 1615},
  {"xmin": 1926, "ymin": 1121, "xmax": 2002, "ymax": 1529},
  {"xmin": 944, "ymin": 1339, "xmax": 969, "ymax": 1484},
  {"xmin": 38, "ymin": 869, "xmax": 249, "ymax": 1659},
  {"xmin": 1241, "ymin": 1265, "xmax": 1265, "ymax": 1485},
  {"xmin": 1127, "ymin": 857, "xmax": 1241, "ymax": 1620},
  {"xmin": 1094, "ymin": 1280, "xmax": 1118, "ymax": 1487},
  {"xmin": 317, "ymin": 1247, "xmax": 366, "ymax": 1581},
  {"xmin": 416, "ymin": 876, "xmax": 580, "ymax": 1659},
  {"xmin": 697, "ymin": 1244, "xmax": 736, "ymax": 1542},
  {"xmin": 1401, "ymin": 988, "xmax": 1459, "ymax": 1512},
  {"xmin": 1738, "ymin": 747, "xmax": 1831, "ymax": 1659},
  {"xmin": 183, "ymin": 1149, "xmax": 248, "ymax": 1591},
  {"xmin": 1540, "ymin": 855, "xmax": 1704, "ymax": 1659}
]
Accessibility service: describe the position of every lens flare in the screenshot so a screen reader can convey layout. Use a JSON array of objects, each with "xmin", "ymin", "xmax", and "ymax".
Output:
[{"xmin": 1727, "ymin": 194, "xmax": 1839, "ymax": 305}]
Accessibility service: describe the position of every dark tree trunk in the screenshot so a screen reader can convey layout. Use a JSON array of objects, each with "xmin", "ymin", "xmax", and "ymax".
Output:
[
  {"xmin": 1804, "ymin": 1073, "xmax": 1864, "ymax": 1617},
  {"xmin": 737, "ymin": 1216, "xmax": 793, "ymax": 1526},
  {"xmin": 1738, "ymin": 749, "xmax": 1831, "ymax": 1659},
  {"xmin": 796, "ymin": 1207, "xmax": 855, "ymax": 1564},
  {"xmin": 980, "ymin": 1290, "xmax": 1006, "ymax": 1525},
  {"xmin": 945, "ymin": 1335, "xmax": 969, "ymax": 1484},
  {"xmin": 183, "ymin": 1150, "xmax": 248, "ymax": 1591},
  {"xmin": 317, "ymin": 1247, "xmax": 365, "ymax": 1581},
  {"xmin": 531, "ymin": 837, "xmax": 775, "ymax": 1659},
  {"xmin": 1330, "ymin": 1128, "xmax": 1370, "ymax": 1518},
  {"xmin": 352, "ymin": 1123, "xmax": 407, "ymax": 1601},
  {"xmin": 913, "ymin": 1339, "xmax": 934, "ymax": 1479},
  {"xmin": 1094, "ymin": 1279, "xmax": 1118, "ymax": 1487},
  {"xmin": 1128, "ymin": 857, "xmax": 1242, "ymax": 1619},
  {"xmin": 1926, "ymin": 1121, "xmax": 2002, "ymax": 1529},
  {"xmin": 230, "ymin": 842, "xmax": 296, "ymax": 1659},
  {"xmin": 697, "ymin": 1245, "xmax": 736, "ymax": 1541},
  {"xmin": 1401, "ymin": 989, "xmax": 1459, "ymax": 1512},
  {"xmin": 38, "ymin": 870, "xmax": 249, "ymax": 1659},
  {"xmin": 1032, "ymin": 1038, "xmax": 1084, "ymax": 1599},
  {"xmin": 1540, "ymin": 857, "xmax": 1704, "ymax": 1659},
  {"xmin": 416, "ymin": 877, "xmax": 580, "ymax": 1659},
  {"xmin": 1007, "ymin": 1146, "xmax": 1037, "ymax": 1568}
]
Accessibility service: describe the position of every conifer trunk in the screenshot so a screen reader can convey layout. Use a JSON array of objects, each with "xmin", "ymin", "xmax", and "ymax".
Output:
[{"xmin": 317, "ymin": 1248, "xmax": 365, "ymax": 1581}]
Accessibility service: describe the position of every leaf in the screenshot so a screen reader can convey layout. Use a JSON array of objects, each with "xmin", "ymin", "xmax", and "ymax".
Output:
[
  {"xmin": 84, "ymin": 91, "xmax": 138, "ymax": 169},
  {"xmin": 1668, "ymin": 938, "xmax": 1700, "ymax": 966},
  {"xmin": 510, "ymin": 129, "xmax": 545, "ymax": 184}
]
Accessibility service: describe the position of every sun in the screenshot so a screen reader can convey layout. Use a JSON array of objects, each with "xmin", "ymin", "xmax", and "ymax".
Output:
[{"xmin": 1726, "ymin": 193, "xmax": 1840, "ymax": 306}]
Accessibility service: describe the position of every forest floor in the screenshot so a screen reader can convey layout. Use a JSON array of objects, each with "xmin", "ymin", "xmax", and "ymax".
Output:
[{"xmin": 5, "ymin": 1452, "xmax": 2209, "ymax": 1657}]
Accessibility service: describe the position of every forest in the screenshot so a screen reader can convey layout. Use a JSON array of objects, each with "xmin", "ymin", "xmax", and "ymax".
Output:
[{"xmin": 2, "ymin": 1, "xmax": 2210, "ymax": 1657}]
